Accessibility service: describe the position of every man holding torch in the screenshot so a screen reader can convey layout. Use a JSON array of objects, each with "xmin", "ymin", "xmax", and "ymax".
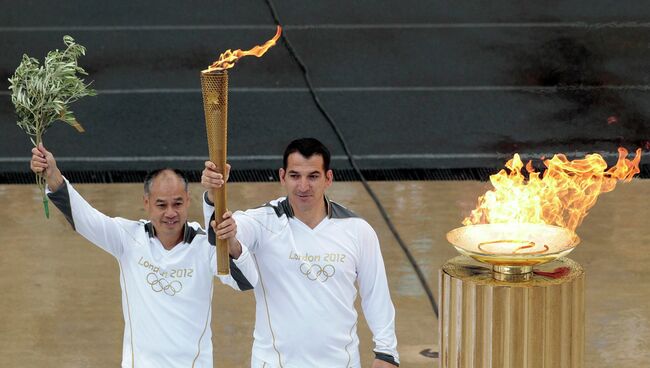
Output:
[
  {"xmin": 30, "ymin": 143, "xmax": 257, "ymax": 368},
  {"xmin": 201, "ymin": 138, "xmax": 400, "ymax": 368}
]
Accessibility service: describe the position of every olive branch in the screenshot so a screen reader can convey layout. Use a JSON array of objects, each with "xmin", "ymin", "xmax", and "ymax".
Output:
[{"xmin": 8, "ymin": 35, "xmax": 96, "ymax": 217}]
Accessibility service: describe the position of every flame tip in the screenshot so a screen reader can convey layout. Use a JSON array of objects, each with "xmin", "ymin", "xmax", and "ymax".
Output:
[
  {"xmin": 463, "ymin": 146, "xmax": 641, "ymax": 232},
  {"xmin": 206, "ymin": 25, "xmax": 282, "ymax": 72}
]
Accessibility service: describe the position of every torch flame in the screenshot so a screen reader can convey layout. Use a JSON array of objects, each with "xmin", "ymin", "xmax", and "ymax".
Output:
[
  {"xmin": 463, "ymin": 147, "xmax": 642, "ymax": 232},
  {"xmin": 204, "ymin": 26, "xmax": 282, "ymax": 72}
]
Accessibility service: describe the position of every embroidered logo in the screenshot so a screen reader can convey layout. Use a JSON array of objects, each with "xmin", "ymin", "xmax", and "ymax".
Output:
[
  {"xmin": 299, "ymin": 263, "xmax": 336, "ymax": 282},
  {"xmin": 146, "ymin": 272, "xmax": 183, "ymax": 296}
]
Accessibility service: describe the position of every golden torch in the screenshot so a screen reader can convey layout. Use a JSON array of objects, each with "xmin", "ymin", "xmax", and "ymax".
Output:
[{"xmin": 201, "ymin": 26, "xmax": 281, "ymax": 275}]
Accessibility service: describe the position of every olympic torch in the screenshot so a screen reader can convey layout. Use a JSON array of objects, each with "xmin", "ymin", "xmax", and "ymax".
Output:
[
  {"xmin": 201, "ymin": 70, "xmax": 230, "ymax": 275},
  {"xmin": 202, "ymin": 26, "xmax": 281, "ymax": 275}
]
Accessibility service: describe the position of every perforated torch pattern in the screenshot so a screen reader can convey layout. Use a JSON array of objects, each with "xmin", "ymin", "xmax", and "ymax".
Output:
[{"xmin": 201, "ymin": 70, "xmax": 230, "ymax": 275}]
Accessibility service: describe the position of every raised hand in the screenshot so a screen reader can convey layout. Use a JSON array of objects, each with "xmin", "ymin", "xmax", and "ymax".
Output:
[
  {"xmin": 211, "ymin": 210, "xmax": 242, "ymax": 259},
  {"xmin": 30, "ymin": 143, "xmax": 63, "ymax": 191},
  {"xmin": 201, "ymin": 161, "xmax": 231, "ymax": 203}
]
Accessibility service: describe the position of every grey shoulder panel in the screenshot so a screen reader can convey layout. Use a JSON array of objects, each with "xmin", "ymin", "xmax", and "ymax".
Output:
[
  {"xmin": 329, "ymin": 201, "xmax": 358, "ymax": 219},
  {"xmin": 183, "ymin": 224, "xmax": 205, "ymax": 243},
  {"xmin": 144, "ymin": 222, "xmax": 155, "ymax": 238},
  {"xmin": 46, "ymin": 183, "xmax": 75, "ymax": 230},
  {"xmin": 264, "ymin": 198, "xmax": 294, "ymax": 218}
]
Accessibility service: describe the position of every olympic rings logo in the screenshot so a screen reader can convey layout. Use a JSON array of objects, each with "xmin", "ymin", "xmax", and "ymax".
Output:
[
  {"xmin": 146, "ymin": 272, "xmax": 183, "ymax": 296},
  {"xmin": 299, "ymin": 263, "xmax": 336, "ymax": 282}
]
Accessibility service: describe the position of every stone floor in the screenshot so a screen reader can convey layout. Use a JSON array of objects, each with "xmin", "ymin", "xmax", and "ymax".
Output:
[{"xmin": 1, "ymin": 180, "xmax": 648, "ymax": 367}]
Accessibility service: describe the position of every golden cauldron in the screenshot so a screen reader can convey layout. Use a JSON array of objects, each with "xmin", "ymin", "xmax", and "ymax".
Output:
[{"xmin": 446, "ymin": 223, "xmax": 579, "ymax": 281}]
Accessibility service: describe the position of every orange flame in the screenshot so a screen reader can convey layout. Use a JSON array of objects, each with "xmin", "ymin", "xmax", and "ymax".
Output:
[
  {"xmin": 204, "ymin": 26, "xmax": 282, "ymax": 72},
  {"xmin": 463, "ymin": 147, "xmax": 642, "ymax": 232}
]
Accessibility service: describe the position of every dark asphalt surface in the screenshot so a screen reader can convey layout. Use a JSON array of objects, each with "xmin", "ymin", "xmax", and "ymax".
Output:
[{"xmin": 1, "ymin": 1, "xmax": 649, "ymax": 172}]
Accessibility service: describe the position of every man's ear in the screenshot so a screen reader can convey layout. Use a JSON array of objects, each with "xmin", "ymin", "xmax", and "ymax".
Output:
[
  {"xmin": 326, "ymin": 169, "xmax": 334, "ymax": 185},
  {"xmin": 279, "ymin": 168, "xmax": 286, "ymax": 184}
]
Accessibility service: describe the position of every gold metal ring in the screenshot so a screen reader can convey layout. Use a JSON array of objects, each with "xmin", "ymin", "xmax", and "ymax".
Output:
[
  {"xmin": 478, "ymin": 240, "xmax": 549, "ymax": 255},
  {"xmin": 478, "ymin": 240, "xmax": 530, "ymax": 254}
]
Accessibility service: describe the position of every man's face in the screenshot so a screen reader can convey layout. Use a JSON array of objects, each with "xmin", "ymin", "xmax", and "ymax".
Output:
[
  {"xmin": 143, "ymin": 171, "xmax": 190, "ymax": 240},
  {"xmin": 280, "ymin": 152, "xmax": 333, "ymax": 214}
]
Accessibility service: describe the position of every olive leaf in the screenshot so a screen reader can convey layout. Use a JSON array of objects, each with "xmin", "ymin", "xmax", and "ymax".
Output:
[{"xmin": 8, "ymin": 35, "xmax": 96, "ymax": 218}]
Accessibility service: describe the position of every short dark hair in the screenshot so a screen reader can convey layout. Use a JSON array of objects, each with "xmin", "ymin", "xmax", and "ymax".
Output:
[
  {"xmin": 144, "ymin": 168, "xmax": 189, "ymax": 195},
  {"xmin": 283, "ymin": 138, "xmax": 331, "ymax": 171}
]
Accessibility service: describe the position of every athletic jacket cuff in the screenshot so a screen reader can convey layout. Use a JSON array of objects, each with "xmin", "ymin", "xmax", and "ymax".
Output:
[
  {"xmin": 45, "ymin": 177, "xmax": 75, "ymax": 229},
  {"xmin": 229, "ymin": 245, "xmax": 254, "ymax": 290},
  {"xmin": 233, "ymin": 244, "xmax": 251, "ymax": 265},
  {"xmin": 375, "ymin": 351, "xmax": 399, "ymax": 366},
  {"xmin": 203, "ymin": 191, "xmax": 214, "ymax": 206}
]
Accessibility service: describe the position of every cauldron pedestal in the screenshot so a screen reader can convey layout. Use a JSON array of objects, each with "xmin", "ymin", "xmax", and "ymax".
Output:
[{"xmin": 439, "ymin": 256, "xmax": 584, "ymax": 368}]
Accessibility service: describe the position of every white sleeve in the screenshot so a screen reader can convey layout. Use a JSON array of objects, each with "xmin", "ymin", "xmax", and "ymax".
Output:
[
  {"xmin": 46, "ymin": 177, "xmax": 124, "ymax": 258},
  {"xmin": 203, "ymin": 191, "xmax": 260, "ymax": 290},
  {"xmin": 213, "ymin": 244, "xmax": 259, "ymax": 290},
  {"xmin": 356, "ymin": 220, "xmax": 400, "ymax": 365}
]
